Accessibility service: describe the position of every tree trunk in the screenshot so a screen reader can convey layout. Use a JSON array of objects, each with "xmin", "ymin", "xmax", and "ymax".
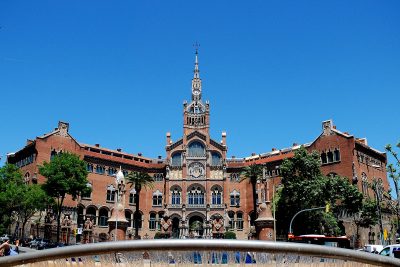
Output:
[
  {"xmin": 252, "ymin": 177, "xmax": 258, "ymax": 223},
  {"xmin": 56, "ymin": 196, "xmax": 65, "ymax": 243},
  {"xmin": 134, "ymin": 187, "xmax": 141, "ymax": 239},
  {"xmin": 22, "ymin": 220, "xmax": 27, "ymax": 239}
]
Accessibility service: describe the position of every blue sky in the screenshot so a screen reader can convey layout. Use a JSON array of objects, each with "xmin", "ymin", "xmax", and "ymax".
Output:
[{"xmin": 0, "ymin": 1, "xmax": 399, "ymax": 167}]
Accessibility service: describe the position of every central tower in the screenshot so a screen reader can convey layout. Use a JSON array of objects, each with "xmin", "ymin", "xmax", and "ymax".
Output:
[
  {"xmin": 165, "ymin": 49, "xmax": 228, "ymax": 239},
  {"xmin": 183, "ymin": 49, "xmax": 210, "ymax": 137}
]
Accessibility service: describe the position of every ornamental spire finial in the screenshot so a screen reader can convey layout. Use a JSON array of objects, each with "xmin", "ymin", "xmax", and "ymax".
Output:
[
  {"xmin": 191, "ymin": 42, "xmax": 202, "ymax": 101},
  {"xmin": 193, "ymin": 42, "xmax": 200, "ymax": 79}
]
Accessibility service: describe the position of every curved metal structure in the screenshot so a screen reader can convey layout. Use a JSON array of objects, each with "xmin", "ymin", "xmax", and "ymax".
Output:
[{"xmin": 0, "ymin": 239, "xmax": 399, "ymax": 266}]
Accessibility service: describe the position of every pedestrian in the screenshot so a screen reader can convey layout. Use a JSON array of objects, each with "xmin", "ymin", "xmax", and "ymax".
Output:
[{"xmin": 0, "ymin": 241, "xmax": 19, "ymax": 256}]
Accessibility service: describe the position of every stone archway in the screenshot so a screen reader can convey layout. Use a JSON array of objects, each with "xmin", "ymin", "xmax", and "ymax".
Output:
[
  {"xmin": 189, "ymin": 215, "xmax": 204, "ymax": 238},
  {"xmin": 172, "ymin": 217, "xmax": 180, "ymax": 239}
]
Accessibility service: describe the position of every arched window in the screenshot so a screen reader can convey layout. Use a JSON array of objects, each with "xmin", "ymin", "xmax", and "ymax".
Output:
[
  {"xmin": 108, "ymin": 167, "xmax": 117, "ymax": 176},
  {"xmin": 227, "ymin": 211, "xmax": 235, "ymax": 229},
  {"xmin": 211, "ymin": 185, "xmax": 222, "ymax": 205},
  {"xmin": 188, "ymin": 141, "xmax": 205, "ymax": 157},
  {"xmin": 153, "ymin": 173, "xmax": 164, "ymax": 181},
  {"xmin": 152, "ymin": 190, "xmax": 163, "ymax": 207},
  {"xmin": 171, "ymin": 152, "xmax": 182, "ymax": 166},
  {"xmin": 87, "ymin": 163, "xmax": 94, "ymax": 173},
  {"xmin": 211, "ymin": 152, "xmax": 222, "ymax": 166},
  {"xmin": 334, "ymin": 149, "xmax": 341, "ymax": 162},
  {"xmin": 82, "ymin": 183, "xmax": 92, "ymax": 199},
  {"xmin": 230, "ymin": 190, "xmax": 240, "ymax": 207},
  {"xmin": 86, "ymin": 206, "xmax": 97, "ymax": 225},
  {"xmin": 106, "ymin": 185, "xmax": 116, "ymax": 202},
  {"xmin": 24, "ymin": 172, "xmax": 30, "ymax": 184},
  {"xmin": 149, "ymin": 213, "xmax": 157, "ymax": 230},
  {"xmin": 171, "ymin": 186, "xmax": 181, "ymax": 205},
  {"xmin": 96, "ymin": 165, "xmax": 105, "ymax": 174},
  {"xmin": 50, "ymin": 150, "xmax": 57, "ymax": 161},
  {"xmin": 188, "ymin": 186, "xmax": 205, "ymax": 206},
  {"xmin": 362, "ymin": 173, "xmax": 368, "ymax": 196},
  {"xmin": 129, "ymin": 188, "xmax": 136, "ymax": 205},
  {"xmin": 98, "ymin": 208, "xmax": 108, "ymax": 226},
  {"xmin": 321, "ymin": 152, "xmax": 327, "ymax": 164},
  {"xmin": 328, "ymin": 172, "xmax": 338, "ymax": 178},
  {"xmin": 327, "ymin": 151, "xmax": 334, "ymax": 163},
  {"xmin": 236, "ymin": 212, "xmax": 243, "ymax": 230},
  {"xmin": 125, "ymin": 210, "xmax": 133, "ymax": 227}
]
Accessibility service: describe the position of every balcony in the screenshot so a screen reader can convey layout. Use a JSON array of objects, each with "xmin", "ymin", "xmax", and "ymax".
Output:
[
  {"xmin": 187, "ymin": 204, "xmax": 206, "ymax": 209},
  {"xmin": 168, "ymin": 204, "xmax": 182, "ymax": 209},
  {"xmin": 210, "ymin": 204, "xmax": 224, "ymax": 209}
]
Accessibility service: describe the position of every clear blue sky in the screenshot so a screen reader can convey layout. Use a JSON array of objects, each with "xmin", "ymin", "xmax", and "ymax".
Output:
[{"xmin": 1, "ymin": 1, "xmax": 399, "ymax": 165}]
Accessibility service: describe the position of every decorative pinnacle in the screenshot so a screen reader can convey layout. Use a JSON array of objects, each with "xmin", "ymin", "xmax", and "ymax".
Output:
[{"xmin": 193, "ymin": 42, "xmax": 200, "ymax": 79}]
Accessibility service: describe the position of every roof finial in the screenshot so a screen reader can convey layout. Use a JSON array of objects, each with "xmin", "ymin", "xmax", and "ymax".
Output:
[
  {"xmin": 193, "ymin": 41, "xmax": 200, "ymax": 55},
  {"xmin": 193, "ymin": 42, "xmax": 200, "ymax": 78}
]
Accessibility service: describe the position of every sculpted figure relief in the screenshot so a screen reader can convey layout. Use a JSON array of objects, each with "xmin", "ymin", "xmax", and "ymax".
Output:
[
  {"xmin": 212, "ymin": 217, "xmax": 223, "ymax": 233},
  {"xmin": 84, "ymin": 217, "xmax": 94, "ymax": 230},
  {"xmin": 160, "ymin": 216, "xmax": 172, "ymax": 233}
]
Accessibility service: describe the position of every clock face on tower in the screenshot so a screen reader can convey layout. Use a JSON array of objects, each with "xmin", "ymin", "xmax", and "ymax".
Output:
[{"xmin": 193, "ymin": 89, "xmax": 200, "ymax": 96}]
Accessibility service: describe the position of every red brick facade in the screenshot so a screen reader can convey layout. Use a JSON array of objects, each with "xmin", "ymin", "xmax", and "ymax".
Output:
[{"xmin": 8, "ymin": 53, "xmax": 388, "ymax": 245}]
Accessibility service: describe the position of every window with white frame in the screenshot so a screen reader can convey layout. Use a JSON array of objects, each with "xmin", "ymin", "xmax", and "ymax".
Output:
[
  {"xmin": 106, "ymin": 185, "xmax": 116, "ymax": 202},
  {"xmin": 236, "ymin": 212, "xmax": 243, "ymax": 230},
  {"xmin": 149, "ymin": 213, "xmax": 157, "ymax": 230},
  {"xmin": 98, "ymin": 208, "xmax": 108, "ymax": 226},
  {"xmin": 82, "ymin": 182, "xmax": 92, "ymax": 199},
  {"xmin": 152, "ymin": 190, "xmax": 163, "ymax": 207},
  {"xmin": 129, "ymin": 188, "xmax": 136, "ymax": 204},
  {"xmin": 188, "ymin": 186, "xmax": 205, "ymax": 205},
  {"xmin": 171, "ymin": 186, "xmax": 181, "ymax": 205},
  {"xmin": 211, "ymin": 186, "xmax": 222, "ymax": 205},
  {"xmin": 230, "ymin": 190, "xmax": 240, "ymax": 207},
  {"xmin": 154, "ymin": 173, "xmax": 164, "ymax": 182}
]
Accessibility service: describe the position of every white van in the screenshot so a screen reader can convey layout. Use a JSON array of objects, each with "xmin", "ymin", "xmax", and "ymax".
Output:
[
  {"xmin": 363, "ymin": 244, "xmax": 383, "ymax": 253},
  {"xmin": 379, "ymin": 245, "xmax": 400, "ymax": 257}
]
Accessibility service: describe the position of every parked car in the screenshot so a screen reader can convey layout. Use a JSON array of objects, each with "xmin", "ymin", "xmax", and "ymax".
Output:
[
  {"xmin": 379, "ymin": 245, "xmax": 400, "ymax": 257},
  {"xmin": 20, "ymin": 238, "xmax": 32, "ymax": 247},
  {"xmin": 0, "ymin": 234, "xmax": 10, "ymax": 242},
  {"xmin": 363, "ymin": 244, "xmax": 383, "ymax": 253},
  {"xmin": 36, "ymin": 239, "xmax": 53, "ymax": 250},
  {"xmin": 30, "ymin": 238, "xmax": 50, "ymax": 249}
]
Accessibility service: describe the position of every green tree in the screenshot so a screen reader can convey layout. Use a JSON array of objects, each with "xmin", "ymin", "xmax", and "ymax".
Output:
[
  {"xmin": 385, "ymin": 143, "xmax": 400, "ymax": 233},
  {"xmin": 39, "ymin": 152, "xmax": 90, "ymax": 243},
  {"xmin": 0, "ymin": 164, "xmax": 24, "ymax": 235},
  {"xmin": 126, "ymin": 171, "xmax": 154, "ymax": 239},
  {"xmin": 223, "ymin": 231, "xmax": 236, "ymax": 239},
  {"xmin": 18, "ymin": 184, "xmax": 49, "ymax": 238},
  {"xmin": 276, "ymin": 147, "xmax": 363, "ymax": 236},
  {"xmin": 355, "ymin": 199, "xmax": 379, "ymax": 232},
  {"xmin": 241, "ymin": 164, "xmax": 263, "ymax": 224}
]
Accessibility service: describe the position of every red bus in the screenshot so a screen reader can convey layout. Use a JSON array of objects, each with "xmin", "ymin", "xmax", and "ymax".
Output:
[{"xmin": 288, "ymin": 234, "xmax": 351, "ymax": 249}]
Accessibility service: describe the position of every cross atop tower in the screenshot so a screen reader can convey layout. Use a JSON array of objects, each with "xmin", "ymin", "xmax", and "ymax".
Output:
[{"xmin": 193, "ymin": 41, "xmax": 200, "ymax": 54}]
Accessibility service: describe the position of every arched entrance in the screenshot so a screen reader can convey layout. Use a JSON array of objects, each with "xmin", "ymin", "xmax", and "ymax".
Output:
[
  {"xmin": 189, "ymin": 215, "xmax": 204, "ymax": 238},
  {"xmin": 172, "ymin": 217, "xmax": 180, "ymax": 239}
]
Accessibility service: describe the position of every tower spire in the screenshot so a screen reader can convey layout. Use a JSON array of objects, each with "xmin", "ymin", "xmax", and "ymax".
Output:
[
  {"xmin": 192, "ymin": 42, "xmax": 201, "ymax": 101},
  {"xmin": 194, "ymin": 42, "xmax": 200, "ymax": 79}
]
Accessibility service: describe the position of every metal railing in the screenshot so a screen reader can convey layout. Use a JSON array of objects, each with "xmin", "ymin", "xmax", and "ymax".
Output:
[{"xmin": 1, "ymin": 239, "xmax": 399, "ymax": 266}]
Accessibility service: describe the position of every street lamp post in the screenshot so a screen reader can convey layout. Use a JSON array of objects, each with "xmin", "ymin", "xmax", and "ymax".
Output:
[
  {"xmin": 288, "ymin": 206, "xmax": 326, "ymax": 236},
  {"xmin": 114, "ymin": 175, "xmax": 119, "ymax": 242}
]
